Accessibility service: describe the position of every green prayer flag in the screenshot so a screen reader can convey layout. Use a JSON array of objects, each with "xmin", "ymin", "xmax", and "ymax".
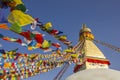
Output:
[{"xmin": 10, "ymin": 23, "xmax": 22, "ymax": 33}]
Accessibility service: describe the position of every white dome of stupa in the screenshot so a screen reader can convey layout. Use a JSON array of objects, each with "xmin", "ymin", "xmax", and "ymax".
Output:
[{"xmin": 65, "ymin": 68, "xmax": 120, "ymax": 80}]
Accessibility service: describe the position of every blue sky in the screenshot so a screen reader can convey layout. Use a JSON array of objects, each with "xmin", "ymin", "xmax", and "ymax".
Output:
[{"xmin": 1, "ymin": 0, "xmax": 120, "ymax": 80}]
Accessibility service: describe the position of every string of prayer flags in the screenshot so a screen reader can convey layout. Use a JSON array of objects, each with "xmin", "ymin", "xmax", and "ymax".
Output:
[
  {"xmin": 0, "ymin": 33, "xmax": 61, "ymax": 51},
  {"xmin": 55, "ymin": 35, "xmax": 67, "ymax": 40},
  {"xmin": 0, "ymin": 34, "xmax": 24, "ymax": 48},
  {"xmin": 0, "ymin": 0, "xmax": 76, "ymax": 79},
  {"xmin": 50, "ymin": 29, "xmax": 63, "ymax": 35},
  {"xmin": 37, "ymin": 20, "xmax": 72, "ymax": 46},
  {"xmin": 55, "ymin": 35, "xmax": 72, "ymax": 45},
  {"xmin": 0, "ymin": 34, "xmax": 38, "ymax": 50},
  {"xmin": 2, "ymin": 36, "xmax": 22, "ymax": 44},
  {"xmin": 20, "ymin": 30, "xmax": 44, "ymax": 44},
  {"xmin": 52, "ymin": 43, "xmax": 61, "ymax": 49},
  {"xmin": 0, "ymin": 47, "xmax": 84, "ymax": 80}
]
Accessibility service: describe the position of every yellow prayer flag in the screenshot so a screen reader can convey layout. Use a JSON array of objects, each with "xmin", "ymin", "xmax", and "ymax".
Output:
[
  {"xmin": 44, "ymin": 22, "xmax": 52, "ymax": 30},
  {"xmin": 59, "ymin": 35, "xmax": 67, "ymax": 40},
  {"xmin": 42, "ymin": 40, "xmax": 50, "ymax": 48},
  {"xmin": 8, "ymin": 10, "xmax": 34, "ymax": 26},
  {"xmin": 71, "ymin": 54, "xmax": 78, "ymax": 58},
  {"xmin": 64, "ymin": 48, "xmax": 74, "ymax": 53}
]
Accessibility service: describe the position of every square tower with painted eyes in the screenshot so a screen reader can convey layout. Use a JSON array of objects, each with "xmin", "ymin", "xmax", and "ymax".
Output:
[{"xmin": 74, "ymin": 24, "xmax": 110, "ymax": 73}]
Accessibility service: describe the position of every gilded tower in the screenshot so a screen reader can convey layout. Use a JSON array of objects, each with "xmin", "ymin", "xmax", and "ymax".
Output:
[{"xmin": 74, "ymin": 24, "xmax": 110, "ymax": 72}]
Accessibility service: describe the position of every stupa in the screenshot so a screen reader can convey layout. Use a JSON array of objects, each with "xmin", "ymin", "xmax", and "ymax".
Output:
[{"xmin": 65, "ymin": 24, "xmax": 120, "ymax": 80}]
